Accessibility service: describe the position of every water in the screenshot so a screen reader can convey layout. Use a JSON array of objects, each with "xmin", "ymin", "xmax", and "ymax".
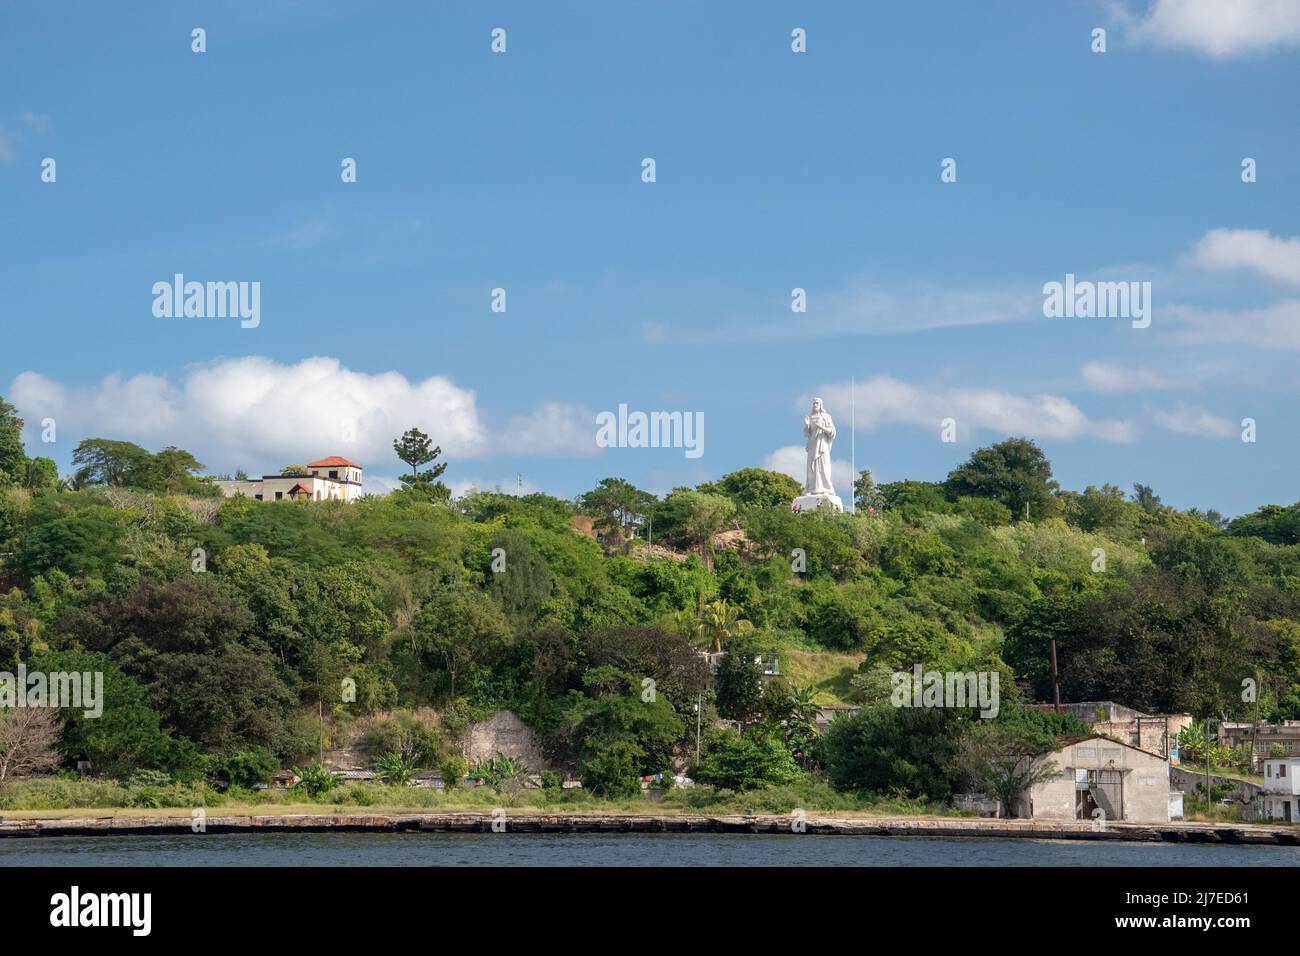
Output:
[{"xmin": 3, "ymin": 832, "xmax": 1298, "ymax": 866}]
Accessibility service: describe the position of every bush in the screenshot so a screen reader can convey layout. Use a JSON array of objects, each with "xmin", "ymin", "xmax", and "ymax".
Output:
[
  {"xmin": 212, "ymin": 749, "xmax": 278, "ymax": 790},
  {"xmin": 581, "ymin": 742, "xmax": 641, "ymax": 798},
  {"xmin": 294, "ymin": 763, "xmax": 338, "ymax": 799},
  {"xmin": 692, "ymin": 731, "xmax": 801, "ymax": 792},
  {"xmin": 440, "ymin": 754, "xmax": 469, "ymax": 790}
]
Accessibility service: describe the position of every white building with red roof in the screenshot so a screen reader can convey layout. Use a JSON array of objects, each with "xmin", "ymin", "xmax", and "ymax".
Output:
[{"xmin": 214, "ymin": 455, "xmax": 364, "ymax": 503}]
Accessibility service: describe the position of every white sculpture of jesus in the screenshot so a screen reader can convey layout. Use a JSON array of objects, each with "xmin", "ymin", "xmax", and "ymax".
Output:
[{"xmin": 803, "ymin": 398, "xmax": 837, "ymax": 496}]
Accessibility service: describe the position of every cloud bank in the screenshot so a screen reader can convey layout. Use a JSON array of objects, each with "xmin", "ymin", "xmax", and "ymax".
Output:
[{"xmin": 9, "ymin": 356, "xmax": 596, "ymax": 475}]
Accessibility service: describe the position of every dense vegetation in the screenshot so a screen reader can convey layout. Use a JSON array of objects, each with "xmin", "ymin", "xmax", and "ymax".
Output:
[{"xmin": 1, "ymin": 395, "xmax": 1298, "ymax": 810}]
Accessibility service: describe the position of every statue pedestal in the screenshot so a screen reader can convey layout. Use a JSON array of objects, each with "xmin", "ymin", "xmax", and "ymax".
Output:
[{"xmin": 791, "ymin": 493, "xmax": 843, "ymax": 514}]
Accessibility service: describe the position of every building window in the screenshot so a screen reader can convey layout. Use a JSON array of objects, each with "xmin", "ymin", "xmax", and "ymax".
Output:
[
  {"xmin": 329, "ymin": 470, "xmax": 339, "ymax": 478},
  {"xmin": 275, "ymin": 491, "xmax": 283, "ymax": 500},
  {"xmin": 1282, "ymin": 765, "xmax": 1288, "ymax": 778},
  {"xmin": 255, "ymin": 494, "xmax": 263, "ymax": 501}
]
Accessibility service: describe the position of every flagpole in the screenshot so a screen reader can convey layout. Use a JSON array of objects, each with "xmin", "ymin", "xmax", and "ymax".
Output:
[{"xmin": 850, "ymin": 378, "xmax": 856, "ymax": 513}]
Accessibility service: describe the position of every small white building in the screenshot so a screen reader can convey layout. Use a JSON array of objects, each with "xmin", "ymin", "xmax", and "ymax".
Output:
[
  {"xmin": 1022, "ymin": 735, "xmax": 1172, "ymax": 824},
  {"xmin": 214, "ymin": 456, "xmax": 364, "ymax": 503},
  {"xmin": 1260, "ymin": 756, "xmax": 1300, "ymax": 823}
]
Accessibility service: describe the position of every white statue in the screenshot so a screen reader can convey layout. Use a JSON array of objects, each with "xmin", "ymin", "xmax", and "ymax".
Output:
[
  {"xmin": 803, "ymin": 397, "xmax": 837, "ymax": 496},
  {"xmin": 793, "ymin": 397, "xmax": 844, "ymax": 513}
]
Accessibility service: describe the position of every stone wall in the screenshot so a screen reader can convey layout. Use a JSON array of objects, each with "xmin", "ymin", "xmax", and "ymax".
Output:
[{"xmin": 465, "ymin": 710, "xmax": 545, "ymax": 772}]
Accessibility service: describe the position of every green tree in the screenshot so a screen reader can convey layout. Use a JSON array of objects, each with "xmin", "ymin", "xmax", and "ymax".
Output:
[
  {"xmin": 656, "ymin": 490, "xmax": 735, "ymax": 563},
  {"xmin": 23, "ymin": 457, "xmax": 59, "ymax": 490},
  {"xmin": 146, "ymin": 446, "xmax": 207, "ymax": 493},
  {"xmin": 714, "ymin": 637, "xmax": 764, "ymax": 722},
  {"xmin": 70, "ymin": 439, "xmax": 154, "ymax": 487},
  {"xmin": 216, "ymin": 749, "xmax": 280, "ymax": 789},
  {"xmin": 579, "ymin": 477, "xmax": 656, "ymax": 551},
  {"xmin": 953, "ymin": 720, "xmax": 1060, "ymax": 818},
  {"xmin": 823, "ymin": 703, "xmax": 961, "ymax": 799},
  {"xmin": 853, "ymin": 468, "xmax": 885, "ymax": 513},
  {"xmin": 698, "ymin": 598, "xmax": 753, "ymax": 654},
  {"xmin": 1131, "ymin": 483, "xmax": 1164, "ymax": 515},
  {"xmin": 393, "ymin": 427, "xmax": 447, "ymax": 486},
  {"xmin": 1073, "ymin": 483, "xmax": 1136, "ymax": 533},
  {"xmin": 30, "ymin": 649, "xmax": 182, "ymax": 778},
  {"xmin": 692, "ymin": 730, "xmax": 800, "ymax": 791},
  {"xmin": 944, "ymin": 438, "xmax": 1059, "ymax": 520},
  {"xmin": 698, "ymin": 468, "xmax": 801, "ymax": 510},
  {"xmin": 0, "ymin": 396, "xmax": 26, "ymax": 484},
  {"xmin": 412, "ymin": 590, "xmax": 511, "ymax": 699}
]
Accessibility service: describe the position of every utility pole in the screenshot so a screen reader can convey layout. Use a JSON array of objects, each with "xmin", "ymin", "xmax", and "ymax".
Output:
[
  {"xmin": 1049, "ymin": 638, "xmax": 1061, "ymax": 714},
  {"xmin": 1204, "ymin": 717, "xmax": 1213, "ymax": 815},
  {"xmin": 696, "ymin": 695, "xmax": 703, "ymax": 760},
  {"xmin": 1251, "ymin": 674, "xmax": 1261, "ymax": 775}
]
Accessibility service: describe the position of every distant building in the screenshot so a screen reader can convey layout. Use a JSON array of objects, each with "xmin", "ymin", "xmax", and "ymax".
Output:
[
  {"xmin": 812, "ymin": 705, "xmax": 860, "ymax": 734},
  {"xmin": 1219, "ymin": 721, "xmax": 1300, "ymax": 772},
  {"xmin": 271, "ymin": 770, "xmax": 300, "ymax": 789},
  {"xmin": 214, "ymin": 455, "xmax": 364, "ymax": 503},
  {"xmin": 332, "ymin": 769, "xmax": 377, "ymax": 784},
  {"xmin": 1033, "ymin": 701, "xmax": 1193, "ymax": 761},
  {"xmin": 1019, "ymin": 734, "xmax": 1171, "ymax": 824},
  {"xmin": 1259, "ymin": 756, "xmax": 1300, "ymax": 823}
]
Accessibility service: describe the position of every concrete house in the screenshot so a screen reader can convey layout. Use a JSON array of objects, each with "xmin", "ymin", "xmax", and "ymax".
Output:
[
  {"xmin": 1034, "ymin": 701, "xmax": 1193, "ymax": 761},
  {"xmin": 1260, "ymin": 756, "xmax": 1300, "ymax": 823},
  {"xmin": 1022, "ymin": 734, "xmax": 1171, "ymax": 824},
  {"xmin": 214, "ymin": 455, "xmax": 364, "ymax": 503}
]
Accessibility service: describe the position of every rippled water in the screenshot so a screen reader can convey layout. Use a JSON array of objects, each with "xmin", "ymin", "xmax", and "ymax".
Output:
[{"xmin": 4, "ymin": 832, "xmax": 1299, "ymax": 866}]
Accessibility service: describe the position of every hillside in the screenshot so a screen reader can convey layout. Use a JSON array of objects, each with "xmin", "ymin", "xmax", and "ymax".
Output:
[{"xmin": 2, "ymin": 427, "xmax": 1300, "ymax": 805}]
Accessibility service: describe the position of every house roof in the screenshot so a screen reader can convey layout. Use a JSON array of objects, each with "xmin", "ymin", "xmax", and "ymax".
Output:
[
  {"xmin": 1047, "ymin": 733, "xmax": 1169, "ymax": 761},
  {"xmin": 308, "ymin": 456, "xmax": 361, "ymax": 468},
  {"xmin": 289, "ymin": 483, "xmax": 312, "ymax": 495}
]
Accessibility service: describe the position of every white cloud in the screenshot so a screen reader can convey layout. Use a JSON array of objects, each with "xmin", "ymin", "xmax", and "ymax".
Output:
[
  {"xmin": 1080, "ymin": 361, "xmax": 1185, "ymax": 393},
  {"xmin": 9, "ymin": 356, "xmax": 595, "ymax": 476},
  {"xmin": 661, "ymin": 281, "xmax": 1040, "ymax": 345},
  {"xmin": 19, "ymin": 112, "xmax": 49, "ymax": 134},
  {"xmin": 812, "ymin": 376, "xmax": 1136, "ymax": 443},
  {"xmin": 762, "ymin": 446, "xmax": 856, "ymax": 497},
  {"xmin": 1119, "ymin": 0, "xmax": 1300, "ymax": 57},
  {"xmin": 0, "ymin": 127, "xmax": 19, "ymax": 164},
  {"xmin": 1165, "ymin": 299, "xmax": 1300, "ymax": 349},
  {"xmin": 493, "ymin": 401, "xmax": 600, "ymax": 457},
  {"xmin": 1149, "ymin": 404, "xmax": 1238, "ymax": 438},
  {"xmin": 1189, "ymin": 229, "xmax": 1300, "ymax": 285}
]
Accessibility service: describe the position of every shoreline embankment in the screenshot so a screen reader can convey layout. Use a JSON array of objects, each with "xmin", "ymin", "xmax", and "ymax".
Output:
[{"xmin": 2, "ymin": 811, "xmax": 1298, "ymax": 844}]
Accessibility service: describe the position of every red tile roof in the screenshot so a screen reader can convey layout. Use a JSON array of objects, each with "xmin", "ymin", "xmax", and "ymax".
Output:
[
  {"xmin": 290, "ymin": 483, "xmax": 312, "ymax": 495},
  {"xmin": 307, "ymin": 456, "xmax": 361, "ymax": 468}
]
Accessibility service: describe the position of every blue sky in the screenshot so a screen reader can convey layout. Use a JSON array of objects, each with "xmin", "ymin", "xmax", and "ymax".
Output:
[{"xmin": 2, "ymin": 0, "xmax": 1298, "ymax": 514}]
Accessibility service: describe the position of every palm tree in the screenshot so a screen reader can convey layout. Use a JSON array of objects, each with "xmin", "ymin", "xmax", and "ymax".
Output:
[{"xmin": 699, "ymin": 599, "xmax": 753, "ymax": 653}]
